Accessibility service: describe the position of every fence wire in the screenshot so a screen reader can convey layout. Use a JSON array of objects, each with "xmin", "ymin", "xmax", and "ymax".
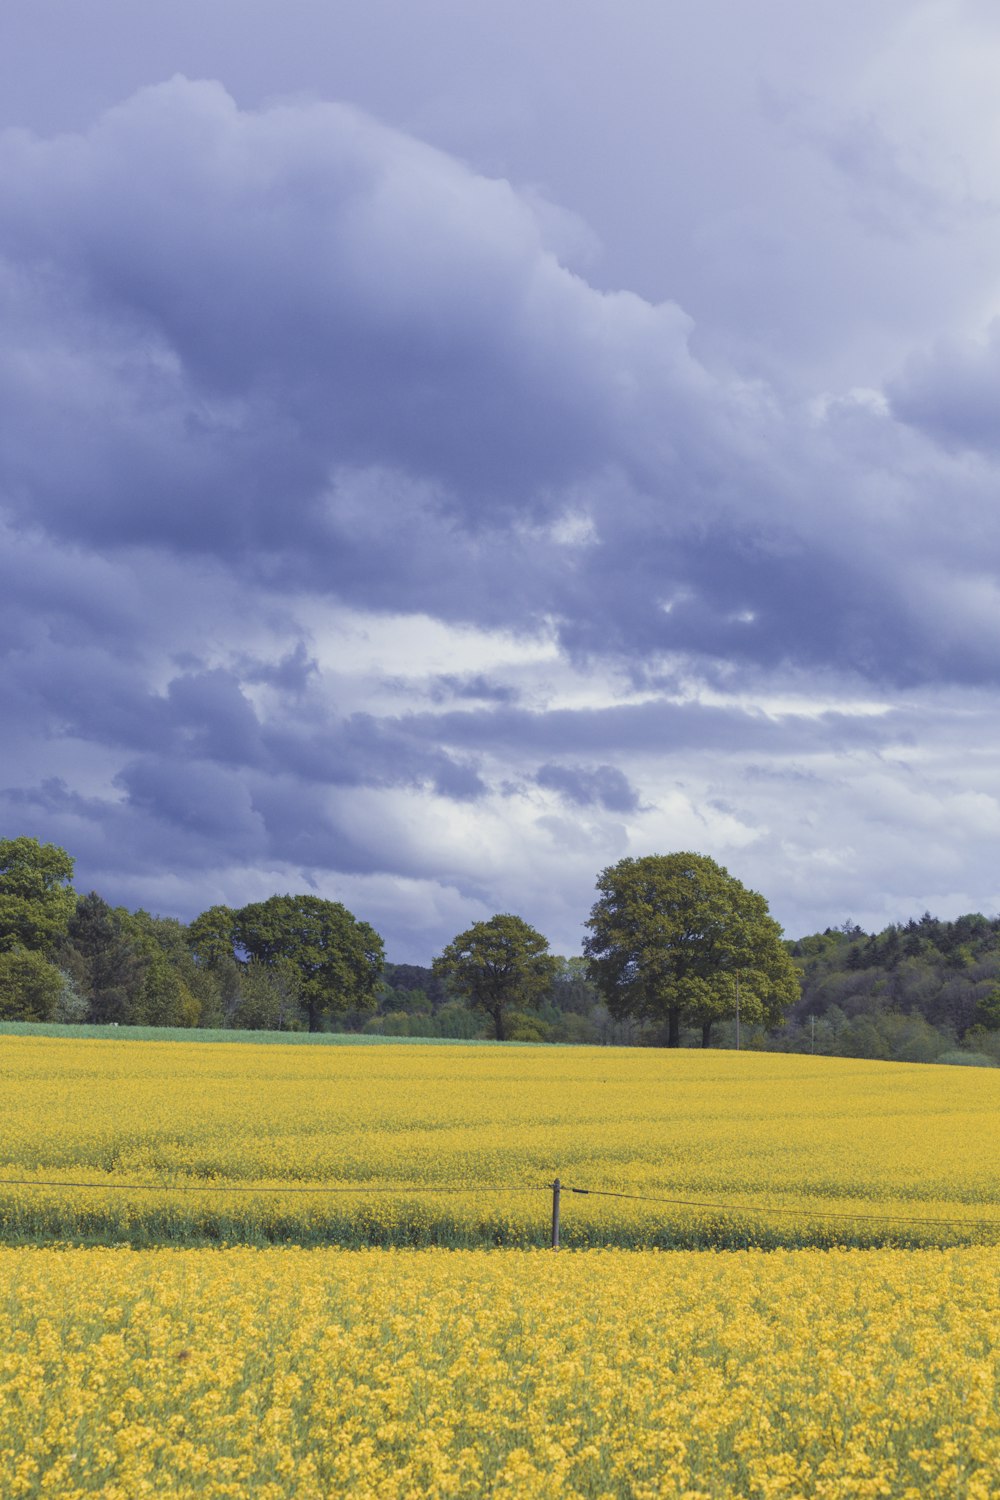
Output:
[{"xmin": 0, "ymin": 1173, "xmax": 994, "ymax": 1232}]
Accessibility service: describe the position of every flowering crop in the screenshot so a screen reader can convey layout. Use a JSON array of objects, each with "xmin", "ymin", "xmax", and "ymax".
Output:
[
  {"xmin": 0, "ymin": 1244, "xmax": 996, "ymax": 1499},
  {"xmin": 0, "ymin": 1037, "xmax": 996, "ymax": 1247}
]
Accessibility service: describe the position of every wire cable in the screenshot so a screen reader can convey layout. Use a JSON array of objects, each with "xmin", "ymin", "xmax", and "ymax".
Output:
[
  {"xmin": 0, "ymin": 1174, "xmax": 994, "ymax": 1232},
  {"xmin": 563, "ymin": 1184, "xmax": 999, "ymax": 1230}
]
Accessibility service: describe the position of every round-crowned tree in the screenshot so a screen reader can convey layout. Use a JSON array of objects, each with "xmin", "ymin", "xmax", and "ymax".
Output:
[
  {"xmin": 433, "ymin": 914, "xmax": 556, "ymax": 1041},
  {"xmin": 232, "ymin": 894, "xmax": 384, "ymax": 1032},
  {"xmin": 584, "ymin": 852, "xmax": 799, "ymax": 1047}
]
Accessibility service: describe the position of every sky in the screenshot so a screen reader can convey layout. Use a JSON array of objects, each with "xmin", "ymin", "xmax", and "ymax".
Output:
[{"xmin": 3, "ymin": 1, "xmax": 1000, "ymax": 961}]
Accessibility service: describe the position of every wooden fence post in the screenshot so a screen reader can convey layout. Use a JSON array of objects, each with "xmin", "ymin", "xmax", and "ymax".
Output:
[{"xmin": 551, "ymin": 1177, "xmax": 561, "ymax": 1249}]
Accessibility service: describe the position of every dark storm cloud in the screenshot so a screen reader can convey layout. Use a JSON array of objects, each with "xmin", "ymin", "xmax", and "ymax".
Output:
[
  {"xmin": 116, "ymin": 755, "xmax": 264, "ymax": 842},
  {"xmin": 0, "ymin": 772, "xmax": 258, "ymax": 883},
  {"xmin": 5, "ymin": 77, "xmax": 997, "ymax": 687},
  {"xmin": 3, "ymin": 646, "xmax": 170, "ymax": 754},
  {"xmin": 237, "ymin": 643, "xmax": 319, "ymax": 694},
  {"xmin": 888, "ymin": 325, "xmax": 1000, "ymax": 455},
  {"xmin": 165, "ymin": 670, "xmax": 265, "ymax": 764},
  {"xmin": 0, "ymin": 532, "xmax": 489, "ymax": 831},
  {"xmin": 0, "ymin": 755, "xmax": 451, "ymax": 895},
  {"xmin": 0, "ymin": 79, "xmax": 617, "ymax": 541},
  {"xmin": 535, "ymin": 763, "xmax": 641, "ymax": 813},
  {"xmin": 428, "ymin": 674, "xmax": 519, "ymax": 705},
  {"xmin": 260, "ymin": 712, "xmax": 487, "ymax": 799},
  {"xmin": 397, "ymin": 698, "xmax": 904, "ymax": 759}
]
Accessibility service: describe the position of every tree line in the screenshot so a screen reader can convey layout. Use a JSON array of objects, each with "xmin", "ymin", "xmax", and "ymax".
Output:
[{"xmin": 0, "ymin": 836, "xmax": 997, "ymax": 1063}]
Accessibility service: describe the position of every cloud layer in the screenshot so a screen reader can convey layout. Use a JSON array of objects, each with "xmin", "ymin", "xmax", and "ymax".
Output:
[{"xmin": 3, "ymin": 60, "xmax": 1000, "ymax": 956}]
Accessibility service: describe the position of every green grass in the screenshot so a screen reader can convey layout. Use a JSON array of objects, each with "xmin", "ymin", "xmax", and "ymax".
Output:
[{"xmin": 0, "ymin": 1020, "xmax": 508, "ymax": 1045}]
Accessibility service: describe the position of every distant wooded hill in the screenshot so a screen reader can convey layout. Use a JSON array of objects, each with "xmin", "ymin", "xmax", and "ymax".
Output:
[{"xmin": 362, "ymin": 914, "xmax": 1000, "ymax": 1065}]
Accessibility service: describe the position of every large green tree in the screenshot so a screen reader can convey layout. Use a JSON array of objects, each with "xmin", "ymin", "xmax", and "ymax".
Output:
[
  {"xmin": 433, "ymin": 914, "xmax": 557, "ymax": 1041},
  {"xmin": 583, "ymin": 853, "xmax": 799, "ymax": 1046},
  {"xmin": 232, "ymin": 895, "xmax": 383, "ymax": 1032},
  {"xmin": 0, "ymin": 836, "xmax": 75, "ymax": 954}
]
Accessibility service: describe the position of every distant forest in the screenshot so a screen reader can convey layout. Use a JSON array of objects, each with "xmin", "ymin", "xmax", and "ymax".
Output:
[
  {"xmin": 2, "ymin": 837, "xmax": 998, "ymax": 1064},
  {"xmin": 373, "ymin": 915, "xmax": 1000, "ymax": 1066}
]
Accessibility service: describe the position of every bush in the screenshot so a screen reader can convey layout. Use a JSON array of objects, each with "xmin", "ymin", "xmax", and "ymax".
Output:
[{"xmin": 508, "ymin": 1014, "xmax": 552, "ymax": 1043}]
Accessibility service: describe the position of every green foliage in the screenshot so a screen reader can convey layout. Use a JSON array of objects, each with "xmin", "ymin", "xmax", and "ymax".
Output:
[
  {"xmin": 188, "ymin": 905, "xmax": 238, "ymax": 969},
  {"xmin": 434, "ymin": 914, "xmax": 557, "ymax": 1041},
  {"xmin": 205, "ymin": 956, "xmax": 244, "ymax": 1028},
  {"xmin": 65, "ymin": 892, "xmax": 146, "ymax": 1023},
  {"xmin": 232, "ymin": 959, "xmax": 301, "ymax": 1031},
  {"xmin": 974, "ymin": 986, "xmax": 1000, "ymax": 1031},
  {"xmin": 507, "ymin": 1013, "xmax": 552, "ymax": 1042},
  {"xmin": 233, "ymin": 895, "xmax": 384, "ymax": 1032},
  {"xmin": 127, "ymin": 911, "xmax": 205, "ymax": 1027},
  {"xmin": 0, "ymin": 837, "xmax": 75, "ymax": 955},
  {"xmin": 0, "ymin": 948, "xmax": 65, "ymax": 1020},
  {"xmin": 5, "ymin": 830, "xmax": 998, "ymax": 1064},
  {"xmin": 382, "ymin": 963, "xmax": 449, "ymax": 1008},
  {"xmin": 135, "ymin": 948, "xmax": 200, "ymax": 1028},
  {"xmin": 432, "ymin": 1001, "xmax": 485, "ymax": 1039},
  {"xmin": 789, "ymin": 910, "xmax": 1000, "ymax": 1057},
  {"xmin": 52, "ymin": 971, "xmax": 88, "ymax": 1023},
  {"xmin": 584, "ymin": 853, "xmax": 799, "ymax": 1046},
  {"xmin": 549, "ymin": 956, "xmax": 600, "ymax": 1016},
  {"xmin": 185, "ymin": 908, "xmax": 244, "ymax": 1026}
]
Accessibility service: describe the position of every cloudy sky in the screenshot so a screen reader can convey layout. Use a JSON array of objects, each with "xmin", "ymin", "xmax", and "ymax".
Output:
[{"xmin": 4, "ymin": 1, "xmax": 1000, "ymax": 960}]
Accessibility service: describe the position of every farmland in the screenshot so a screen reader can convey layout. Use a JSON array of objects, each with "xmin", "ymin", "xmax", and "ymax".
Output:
[
  {"xmin": 0, "ymin": 1244, "xmax": 996, "ymax": 1499},
  {"xmin": 1, "ymin": 1035, "xmax": 997, "ymax": 1498},
  {"xmin": 0, "ymin": 1035, "xmax": 997, "ymax": 1248}
]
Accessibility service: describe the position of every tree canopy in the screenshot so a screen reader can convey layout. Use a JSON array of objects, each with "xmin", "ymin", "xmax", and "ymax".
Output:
[
  {"xmin": 187, "ymin": 905, "xmax": 239, "ymax": 970},
  {"xmin": 0, "ymin": 948, "xmax": 66, "ymax": 1021},
  {"xmin": 65, "ymin": 891, "xmax": 146, "ymax": 1025},
  {"xmin": 433, "ymin": 913, "xmax": 557, "ymax": 1040},
  {"xmin": 0, "ymin": 836, "xmax": 75, "ymax": 954},
  {"xmin": 231, "ymin": 894, "xmax": 384, "ymax": 1031},
  {"xmin": 583, "ymin": 852, "xmax": 799, "ymax": 1046}
]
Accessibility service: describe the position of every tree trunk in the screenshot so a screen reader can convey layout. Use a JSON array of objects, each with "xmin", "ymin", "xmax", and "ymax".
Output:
[
  {"xmin": 493, "ymin": 1006, "xmax": 506, "ymax": 1041},
  {"xmin": 668, "ymin": 1007, "xmax": 680, "ymax": 1047},
  {"xmin": 307, "ymin": 1000, "xmax": 319, "ymax": 1033},
  {"xmin": 701, "ymin": 1020, "xmax": 712, "ymax": 1048}
]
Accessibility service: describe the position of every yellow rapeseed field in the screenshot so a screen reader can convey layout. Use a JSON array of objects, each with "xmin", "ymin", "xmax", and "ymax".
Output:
[
  {"xmin": 0, "ymin": 1036, "xmax": 996, "ymax": 1247},
  {"xmin": 0, "ymin": 1245, "xmax": 996, "ymax": 1500}
]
